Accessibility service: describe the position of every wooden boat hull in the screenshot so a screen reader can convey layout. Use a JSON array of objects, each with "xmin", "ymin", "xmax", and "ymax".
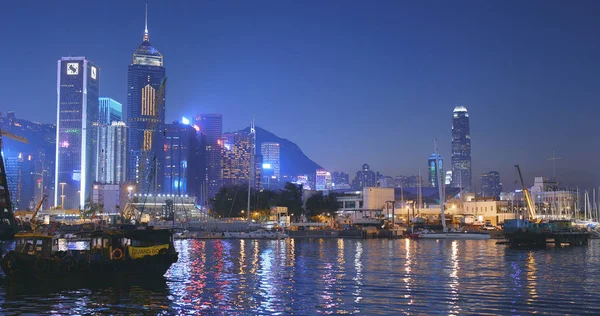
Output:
[{"xmin": 0, "ymin": 250, "xmax": 178, "ymax": 282}]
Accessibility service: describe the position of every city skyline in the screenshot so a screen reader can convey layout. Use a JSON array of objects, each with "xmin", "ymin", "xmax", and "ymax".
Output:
[{"xmin": 1, "ymin": 1, "xmax": 599, "ymax": 189}]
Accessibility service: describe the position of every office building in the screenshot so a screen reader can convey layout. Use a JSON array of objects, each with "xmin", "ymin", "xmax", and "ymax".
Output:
[
  {"xmin": 5, "ymin": 153, "xmax": 35, "ymax": 210},
  {"xmin": 193, "ymin": 114, "xmax": 222, "ymax": 197},
  {"xmin": 0, "ymin": 112, "xmax": 56, "ymax": 210},
  {"xmin": 98, "ymin": 98, "xmax": 122, "ymax": 125},
  {"xmin": 428, "ymin": 154, "xmax": 443, "ymax": 188},
  {"xmin": 481, "ymin": 171, "xmax": 502, "ymax": 199},
  {"xmin": 221, "ymin": 132, "xmax": 252, "ymax": 187},
  {"xmin": 55, "ymin": 56, "xmax": 100, "ymax": 209},
  {"xmin": 352, "ymin": 163, "xmax": 376, "ymax": 189},
  {"xmin": 164, "ymin": 120, "xmax": 205, "ymax": 198},
  {"xmin": 126, "ymin": 4, "xmax": 166, "ymax": 194},
  {"xmin": 332, "ymin": 172, "xmax": 349, "ymax": 187},
  {"xmin": 260, "ymin": 142, "xmax": 280, "ymax": 189},
  {"xmin": 96, "ymin": 122, "xmax": 128, "ymax": 184},
  {"xmin": 451, "ymin": 106, "xmax": 472, "ymax": 191},
  {"xmin": 315, "ymin": 169, "xmax": 331, "ymax": 191},
  {"xmin": 445, "ymin": 171, "xmax": 453, "ymax": 186},
  {"xmin": 261, "ymin": 142, "xmax": 280, "ymax": 180}
]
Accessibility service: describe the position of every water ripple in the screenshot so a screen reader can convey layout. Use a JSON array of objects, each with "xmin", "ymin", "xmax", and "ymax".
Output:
[{"xmin": 1, "ymin": 239, "xmax": 600, "ymax": 314}]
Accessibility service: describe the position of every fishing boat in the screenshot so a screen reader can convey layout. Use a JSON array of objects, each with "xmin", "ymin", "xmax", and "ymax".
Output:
[{"xmin": 0, "ymin": 226, "xmax": 178, "ymax": 282}]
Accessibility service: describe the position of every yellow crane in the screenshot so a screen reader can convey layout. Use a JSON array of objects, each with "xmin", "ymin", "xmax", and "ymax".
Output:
[
  {"xmin": 515, "ymin": 165, "xmax": 537, "ymax": 221},
  {"xmin": 29, "ymin": 194, "xmax": 47, "ymax": 232}
]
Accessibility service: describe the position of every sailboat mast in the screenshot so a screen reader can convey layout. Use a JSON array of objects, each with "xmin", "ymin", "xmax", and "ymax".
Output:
[
  {"xmin": 247, "ymin": 118, "xmax": 255, "ymax": 224},
  {"xmin": 434, "ymin": 138, "xmax": 446, "ymax": 232}
]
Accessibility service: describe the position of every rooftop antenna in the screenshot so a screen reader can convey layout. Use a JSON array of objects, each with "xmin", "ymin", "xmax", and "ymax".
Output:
[
  {"xmin": 143, "ymin": 1, "xmax": 149, "ymax": 41},
  {"xmin": 547, "ymin": 149, "xmax": 562, "ymax": 179}
]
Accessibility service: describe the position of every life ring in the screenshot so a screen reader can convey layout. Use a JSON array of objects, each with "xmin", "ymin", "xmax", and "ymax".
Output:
[
  {"xmin": 112, "ymin": 248, "xmax": 124, "ymax": 260},
  {"xmin": 6, "ymin": 256, "xmax": 15, "ymax": 269}
]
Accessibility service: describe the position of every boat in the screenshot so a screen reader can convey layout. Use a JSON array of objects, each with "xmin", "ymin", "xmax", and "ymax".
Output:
[
  {"xmin": 222, "ymin": 229, "xmax": 288, "ymax": 239},
  {"xmin": 416, "ymin": 229, "xmax": 490, "ymax": 240},
  {"xmin": 417, "ymin": 139, "xmax": 490, "ymax": 241},
  {"xmin": 0, "ymin": 226, "xmax": 178, "ymax": 282}
]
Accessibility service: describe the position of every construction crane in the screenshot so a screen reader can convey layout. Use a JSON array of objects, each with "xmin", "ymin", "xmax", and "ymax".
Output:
[
  {"xmin": 136, "ymin": 77, "xmax": 167, "ymax": 222},
  {"xmin": 29, "ymin": 194, "xmax": 47, "ymax": 232},
  {"xmin": 515, "ymin": 165, "xmax": 537, "ymax": 220}
]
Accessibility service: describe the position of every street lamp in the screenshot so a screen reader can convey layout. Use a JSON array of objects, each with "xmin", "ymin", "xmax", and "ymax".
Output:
[{"xmin": 59, "ymin": 182, "xmax": 67, "ymax": 209}]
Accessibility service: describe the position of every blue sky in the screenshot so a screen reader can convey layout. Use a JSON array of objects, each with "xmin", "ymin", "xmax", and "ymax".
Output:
[{"xmin": 1, "ymin": 0, "xmax": 599, "ymax": 190}]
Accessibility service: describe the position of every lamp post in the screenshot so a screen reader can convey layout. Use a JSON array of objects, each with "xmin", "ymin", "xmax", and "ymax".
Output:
[{"xmin": 59, "ymin": 182, "xmax": 67, "ymax": 209}]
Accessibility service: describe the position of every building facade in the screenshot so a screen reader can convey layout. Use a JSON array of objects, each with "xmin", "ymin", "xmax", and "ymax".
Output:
[
  {"xmin": 332, "ymin": 172, "xmax": 349, "ymax": 187},
  {"xmin": 353, "ymin": 164, "xmax": 376, "ymax": 189},
  {"xmin": 126, "ymin": 8, "xmax": 166, "ymax": 195},
  {"xmin": 98, "ymin": 97, "xmax": 122, "ymax": 125},
  {"xmin": 55, "ymin": 57, "xmax": 100, "ymax": 209},
  {"xmin": 428, "ymin": 154, "xmax": 443, "ymax": 188},
  {"xmin": 96, "ymin": 121, "xmax": 128, "ymax": 184},
  {"xmin": 193, "ymin": 114, "xmax": 222, "ymax": 197},
  {"xmin": 451, "ymin": 106, "xmax": 472, "ymax": 192},
  {"xmin": 164, "ymin": 121, "xmax": 204, "ymax": 198},
  {"xmin": 315, "ymin": 169, "xmax": 331, "ymax": 191},
  {"xmin": 260, "ymin": 142, "xmax": 280, "ymax": 189},
  {"xmin": 481, "ymin": 171, "xmax": 501, "ymax": 199},
  {"xmin": 221, "ymin": 132, "xmax": 252, "ymax": 187},
  {"xmin": 5, "ymin": 153, "xmax": 35, "ymax": 210}
]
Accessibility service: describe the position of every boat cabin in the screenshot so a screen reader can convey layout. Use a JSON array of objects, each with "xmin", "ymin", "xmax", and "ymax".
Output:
[
  {"xmin": 89, "ymin": 228, "xmax": 174, "ymax": 261},
  {"xmin": 14, "ymin": 233, "xmax": 57, "ymax": 256}
]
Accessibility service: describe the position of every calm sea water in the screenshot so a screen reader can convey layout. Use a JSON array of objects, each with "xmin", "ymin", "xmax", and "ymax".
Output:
[{"xmin": 1, "ymin": 238, "xmax": 600, "ymax": 315}]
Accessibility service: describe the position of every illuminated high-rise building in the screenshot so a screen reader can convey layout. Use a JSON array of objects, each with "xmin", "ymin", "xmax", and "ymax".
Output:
[
  {"xmin": 5, "ymin": 153, "xmax": 35, "ymax": 210},
  {"xmin": 481, "ymin": 171, "xmax": 502, "ymax": 199},
  {"xmin": 352, "ymin": 163, "xmax": 376, "ymax": 189},
  {"xmin": 164, "ymin": 120, "xmax": 205, "ymax": 198},
  {"xmin": 428, "ymin": 153, "xmax": 443, "ymax": 188},
  {"xmin": 221, "ymin": 132, "xmax": 252, "ymax": 187},
  {"xmin": 98, "ymin": 98, "xmax": 122, "ymax": 125},
  {"xmin": 315, "ymin": 169, "xmax": 328, "ymax": 191},
  {"xmin": 96, "ymin": 122, "xmax": 128, "ymax": 184},
  {"xmin": 193, "ymin": 114, "xmax": 222, "ymax": 197},
  {"xmin": 55, "ymin": 56, "xmax": 100, "ymax": 209},
  {"xmin": 260, "ymin": 142, "xmax": 280, "ymax": 189},
  {"xmin": 451, "ymin": 106, "xmax": 472, "ymax": 192},
  {"xmin": 126, "ymin": 4, "xmax": 166, "ymax": 193}
]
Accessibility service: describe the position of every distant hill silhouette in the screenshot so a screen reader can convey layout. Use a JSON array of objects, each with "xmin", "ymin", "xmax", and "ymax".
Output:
[{"xmin": 236, "ymin": 126, "xmax": 322, "ymax": 178}]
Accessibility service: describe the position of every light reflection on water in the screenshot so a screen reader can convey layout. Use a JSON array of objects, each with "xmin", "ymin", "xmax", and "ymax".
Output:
[{"xmin": 1, "ymin": 239, "xmax": 600, "ymax": 314}]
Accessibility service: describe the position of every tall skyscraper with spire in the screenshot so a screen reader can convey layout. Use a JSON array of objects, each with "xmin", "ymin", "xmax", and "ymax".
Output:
[
  {"xmin": 451, "ymin": 106, "xmax": 472, "ymax": 192},
  {"xmin": 126, "ymin": 3, "xmax": 166, "ymax": 193}
]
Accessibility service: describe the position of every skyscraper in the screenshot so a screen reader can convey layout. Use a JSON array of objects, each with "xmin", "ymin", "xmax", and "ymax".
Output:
[
  {"xmin": 96, "ymin": 121, "xmax": 128, "ymax": 184},
  {"xmin": 451, "ymin": 106, "xmax": 472, "ymax": 192},
  {"xmin": 55, "ymin": 57, "xmax": 100, "ymax": 209},
  {"xmin": 126, "ymin": 4, "xmax": 166, "ymax": 194},
  {"xmin": 352, "ymin": 163, "xmax": 376, "ymax": 189},
  {"xmin": 428, "ymin": 153, "xmax": 443, "ymax": 188},
  {"xmin": 260, "ymin": 142, "xmax": 280, "ymax": 189},
  {"xmin": 5, "ymin": 153, "xmax": 35, "ymax": 210},
  {"xmin": 332, "ymin": 171, "xmax": 350, "ymax": 187},
  {"xmin": 315, "ymin": 169, "xmax": 330, "ymax": 191},
  {"xmin": 98, "ymin": 98, "xmax": 122, "ymax": 125},
  {"xmin": 164, "ymin": 121, "xmax": 204, "ymax": 197},
  {"xmin": 481, "ymin": 171, "xmax": 502, "ymax": 199},
  {"xmin": 193, "ymin": 114, "xmax": 223, "ymax": 197},
  {"xmin": 221, "ymin": 132, "xmax": 252, "ymax": 187}
]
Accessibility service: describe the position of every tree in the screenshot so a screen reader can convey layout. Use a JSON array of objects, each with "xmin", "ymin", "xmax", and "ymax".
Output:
[
  {"xmin": 305, "ymin": 192, "xmax": 338, "ymax": 219},
  {"xmin": 209, "ymin": 185, "xmax": 249, "ymax": 218},
  {"xmin": 277, "ymin": 182, "xmax": 303, "ymax": 219}
]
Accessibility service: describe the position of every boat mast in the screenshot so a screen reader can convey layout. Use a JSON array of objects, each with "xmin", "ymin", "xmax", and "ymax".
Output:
[
  {"xmin": 434, "ymin": 138, "xmax": 446, "ymax": 232},
  {"xmin": 247, "ymin": 118, "xmax": 255, "ymax": 225}
]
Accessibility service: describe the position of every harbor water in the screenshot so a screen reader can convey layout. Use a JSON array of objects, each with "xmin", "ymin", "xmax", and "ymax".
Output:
[{"xmin": 1, "ymin": 238, "xmax": 600, "ymax": 315}]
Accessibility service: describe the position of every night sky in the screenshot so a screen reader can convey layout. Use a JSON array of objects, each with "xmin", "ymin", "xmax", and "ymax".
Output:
[{"xmin": 1, "ymin": 0, "xmax": 599, "ymax": 190}]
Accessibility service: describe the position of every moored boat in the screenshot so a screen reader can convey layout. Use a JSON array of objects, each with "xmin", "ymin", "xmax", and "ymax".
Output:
[
  {"xmin": 417, "ymin": 231, "xmax": 491, "ymax": 240},
  {"xmin": 0, "ymin": 226, "xmax": 178, "ymax": 282}
]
